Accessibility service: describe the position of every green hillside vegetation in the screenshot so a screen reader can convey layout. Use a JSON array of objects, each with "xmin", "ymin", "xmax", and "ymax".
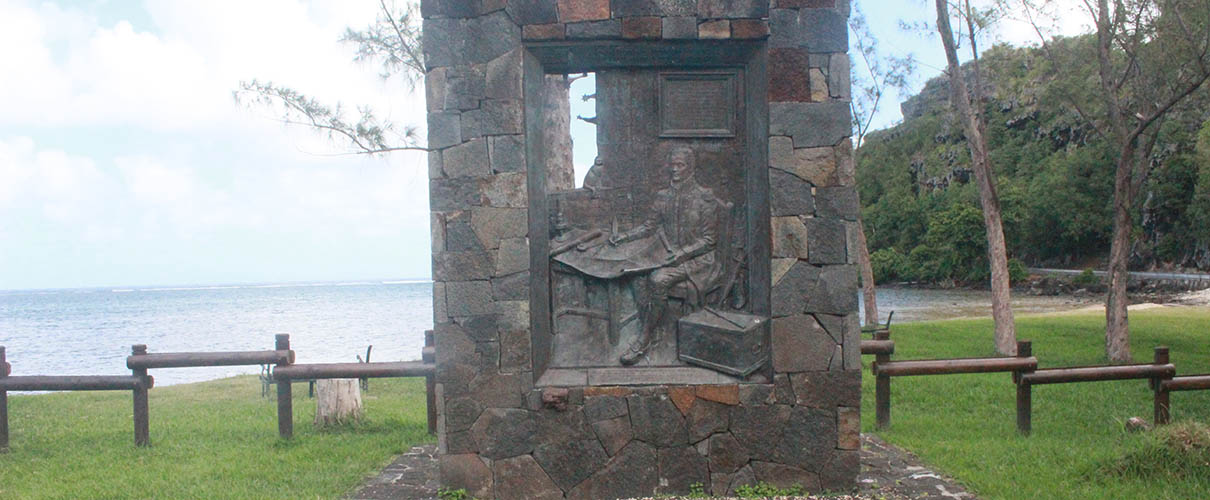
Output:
[{"xmin": 858, "ymin": 36, "xmax": 1210, "ymax": 285}]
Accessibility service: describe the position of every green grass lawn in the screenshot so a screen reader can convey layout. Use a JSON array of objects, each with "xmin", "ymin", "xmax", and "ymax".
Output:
[
  {"xmin": 0, "ymin": 376, "xmax": 433, "ymax": 499},
  {"xmin": 865, "ymin": 306, "xmax": 1210, "ymax": 500},
  {"xmin": 4, "ymin": 308, "xmax": 1209, "ymax": 500}
]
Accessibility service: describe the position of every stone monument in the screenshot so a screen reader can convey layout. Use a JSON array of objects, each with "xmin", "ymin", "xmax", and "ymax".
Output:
[{"xmin": 424, "ymin": 1, "xmax": 860, "ymax": 498}]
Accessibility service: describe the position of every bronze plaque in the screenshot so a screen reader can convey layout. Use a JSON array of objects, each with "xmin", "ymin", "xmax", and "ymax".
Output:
[{"xmin": 659, "ymin": 71, "xmax": 738, "ymax": 138}]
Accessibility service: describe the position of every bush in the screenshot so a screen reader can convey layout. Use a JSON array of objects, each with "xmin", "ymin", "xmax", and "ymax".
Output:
[
  {"xmin": 870, "ymin": 248, "xmax": 911, "ymax": 283},
  {"xmin": 1008, "ymin": 258, "xmax": 1029, "ymax": 284},
  {"xmin": 1073, "ymin": 268, "xmax": 1100, "ymax": 286}
]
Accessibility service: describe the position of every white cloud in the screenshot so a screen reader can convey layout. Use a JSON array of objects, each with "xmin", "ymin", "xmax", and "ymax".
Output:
[{"xmin": 0, "ymin": 0, "xmax": 433, "ymax": 288}]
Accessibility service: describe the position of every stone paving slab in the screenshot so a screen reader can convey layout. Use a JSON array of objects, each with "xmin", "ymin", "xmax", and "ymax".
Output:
[{"xmin": 346, "ymin": 434, "xmax": 974, "ymax": 500}]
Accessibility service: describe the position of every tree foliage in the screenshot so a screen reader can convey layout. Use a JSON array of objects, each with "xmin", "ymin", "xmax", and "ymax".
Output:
[
  {"xmin": 233, "ymin": 0, "xmax": 425, "ymax": 155},
  {"xmin": 858, "ymin": 40, "xmax": 1210, "ymax": 281}
]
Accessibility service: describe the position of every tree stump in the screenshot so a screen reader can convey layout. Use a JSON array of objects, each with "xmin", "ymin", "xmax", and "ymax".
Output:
[{"xmin": 314, "ymin": 379, "xmax": 364, "ymax": 426}]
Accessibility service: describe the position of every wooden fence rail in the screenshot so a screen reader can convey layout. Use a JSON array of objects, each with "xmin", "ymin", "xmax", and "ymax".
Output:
[
  {"xmin": 0, "ymin": 333, "xmax": 435, "ymax": 451},
  {"xmin": 861, "ymin": 327, "xmax": 1210, "ymax": 436},
  {"xmin": 1015, "ymin": 346, "xmax": 1175, "ymax": 434},
  {"xmin": 1, "ymin": 346, "xmax": 154, "ymax": 450}
]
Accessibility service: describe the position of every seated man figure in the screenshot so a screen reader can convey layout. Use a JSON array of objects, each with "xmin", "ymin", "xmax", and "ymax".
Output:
[{"xmin": 608, "ymin": 146, "xmax": 723, "ymax": 365}]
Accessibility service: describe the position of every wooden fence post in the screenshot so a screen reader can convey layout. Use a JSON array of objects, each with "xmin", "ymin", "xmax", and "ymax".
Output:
[
  {"xmin": 1, "ymin": 346, "xmax": 9, "ymax": 452},
  {"xmin": 131, "ymin": 345, "xmax": 151, "ymax": 447},
  {"xmin": 1153, "ymin": 346, "xmax": 1171, "ymax": 425},
  {"xmin": 424, "ymin": 330, "xmax": 436, "ymax": 436},
  {"xmin": 1015, "ymin": 340, "xmax": 1033, "ymax": 436},
  {"xmin": 874, "ymin": 330, "xmax": 891, "ymax": 430},
  {"xmin": 275, "ymin": 334, "xmax": 294, "ymax": 439}
]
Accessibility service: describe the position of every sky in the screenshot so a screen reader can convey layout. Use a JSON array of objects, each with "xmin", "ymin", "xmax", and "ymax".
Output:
[{"xmin": 0, "ymin": 0, "xmax": 1090, "ymax": 290}]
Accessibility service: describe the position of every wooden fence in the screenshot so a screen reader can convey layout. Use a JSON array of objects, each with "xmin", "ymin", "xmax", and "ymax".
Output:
[
  {"xmin": 0, "ymin": 334, "xmax": 435, "ymax": 451},
  {"xmin": 861, "ymin": 329, "xmax": 1210, "ymax": 435}
]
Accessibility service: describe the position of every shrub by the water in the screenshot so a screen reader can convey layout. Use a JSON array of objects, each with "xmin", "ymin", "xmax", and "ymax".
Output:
[{"xmin": 1073, "ymin": 268, "xmax": 1101, "ymax": 287}]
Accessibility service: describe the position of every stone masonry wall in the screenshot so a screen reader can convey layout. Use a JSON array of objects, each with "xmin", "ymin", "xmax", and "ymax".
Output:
[{"xmin": 423, "ymin": 1, "xmax": 859, "ymax": 498}]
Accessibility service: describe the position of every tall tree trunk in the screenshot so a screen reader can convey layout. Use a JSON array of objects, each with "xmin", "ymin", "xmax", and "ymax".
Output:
[
  {"xmin": 857, "ymin": 217, "xmax": 879, "ymax": 326},
  {"xmin": 1094, "ymin": 0, "xmax": 1132, "ymax": 362},
  {"xmin": 935, "ymin": 0, "xmax": 1016, "ymax": 355},
  {"xmin": 1105, "ymin": 150, "xmax": 1135, "ymax": 362}
]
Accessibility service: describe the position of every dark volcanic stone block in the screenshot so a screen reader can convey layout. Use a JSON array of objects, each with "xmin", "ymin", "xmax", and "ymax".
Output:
[
  {"xmin": 445, "ymin": 397, "xmax": 484, "ymax": 432},
  {"xmin": 697, "ymin": 0, "xmax": 768, "ymax": 18},
  {"xmin": 467, "ymin": 11, "xmax": 521, "ymax": 65},
  {"xmin": 534, "ymin": 438, "xmax": 610, "ymax": 491},
  {"xmin": 566, "ymin": 19, "xmax": 622, "ymax": 38},
  {"xmin": 446, "ymin": 429, "xmax": 478, "ymax": 454},
  {"xmin": 751, "ymin": 461, "xmax": 822, "ymax": 491},
  {"xmin": 445, "ymin": 280, "xmax": 494, "ymax": 316},
  {"xmin": 535, "ymin": 408, "xmax": 595, "ymax": 444},
  {"xmin": 462, "ymin": 99, "xmax": 524, "ymax": 138},
  {"xmin": 775, "ymin": 406, "xmax": 836, "ymax": 471},
  {"xmin": 457, "ymin": 314, "xmax": 498, "ymax": 341},
  {"xmin": 770, "ymin": 101, "xmax": 851, "ymax": 148},
  {"xmin": 816, "ymin": 186, "xmax": 859, "ymax": 220},
  {"xmin": 507, "ymin": 0, "xmax": 559, "ymax": 24},
  {"xmin": 430, "ymin": 178, "xmax": 481, "ymax": 211},
  {"xmin": 708, "ymin": 432, "xmax": 749, "ymax": 473},
  {"xmin": 491, "ymin": 271, "xmax": 529, "ymax": 300},
  {"xmin": 442, "ymin": 137, "xmax": 489, "ymax": 177},
  {"xmin": 662, "ymin": 16, "xmax": 697, "ymax": 39},
  {"xmin": 445, "ymin": 220, "xmax": 485, "ymax": 251},
  {"xmin": 803, "ymin": 264, "xmax": 857, "ymax": 314},
  {"xmin": 439, "ymin": 454, "xmax": 493, "ymax": 500},
  {"xmin": 686, "ymin": 400, "xmax": 729, "ymax": 442},
  {"xmin": 567, "ymin": 441, "xmax": 658, "ymax": 500},
  {"xmin": 774, "ymin": 373, "xmax": 795, "ymax": 403},
  {"xmin": 471, "ymin": 408, "xmax": 535, "ymax": 459},
  {"xmin": 427, "ymin": 111, "xmax": 462, "ymax": 150},
  {"xmin": 523, "ymin": 22, "xmax": 566, "ymax": 39},
  {"xmin": 698, "ymin": 19, "xmax": 730, "ymax": 39},
  {"xmin": 769, "ymin": 48, "xmax": 810, "ymax": 102},
  {"xmin": 591, "ymin": 415, "xmax": 633, "ymax": 456},
  {"xmin": 770, "ymin": 168, "xmax": 815, "ymax": 216},
  {"xmin": 731, "ymin": 19, "xmax": 769, "ymax": 39},
  {"xmin": 584, "ymin": 395, "xmax": 628, "ymax": 421},
  {"xmin": 622, "ymin": 17, "xmax": 662, "ymax": 39},
  {"xmin": 738, "ymin": 384, "xmax": 774, "ymax": 406},
  {"xmin": 612, "ymin": 0, "xmax": 696, "ymax": 17},
  {"xmin": 771, "ymin": 314, "xmax": 836, "ymax": 372},
  {"xmin": 627, "ymin": 394, "xmax": 689, "ymax": 447},
  {"xmin": 728, "ymin": 404, "xmax": 791, "ymax": 462},
  {"xmin": 488, "ymin": 135, "xmax": 526, "ymax": 173},
  {"xmin": 771, "ymin": 261, "xmax": 819, "ymax": 317},
  {"xmin": 820, "ymin": 449, "xmax": 859, "ymax": 492},
  {"xmin": 499, "ymin": 326, "xmax": 531, "ymax": 372},
  {"xmin": 434, "ymin": 251, "xmax": 495, "ymax": 281},
  {"xmin": 805, "ymin": 217, "xmax": 847, "ymax": 265},
  {"xmin": 493, "ymin": 454, "xmax": 563, "ymax": 500},
  {"xmin": 802, "ymin": 8, "xmax": 848, "ymax": 53},
  {"xmin": 790, "ymin": 370, "xmax": 861, "ymax": 408},
  {"xmin": 768, "ymin": 9, "xmax": 800, "ymax": 48},
  {"xmin": 558, "ymin": 0, "xmax": 611, "ymax": 22},
  {"xmin": 422, "ymin": 0, "xmax": 480, "ymax": 18},
  {"xmin": 423, "ymin": 18, "xmax": 468, "ymax": 69},
  {"xmin": 657, "ymin": 446, "xmax": 710, "ymax": 495}
]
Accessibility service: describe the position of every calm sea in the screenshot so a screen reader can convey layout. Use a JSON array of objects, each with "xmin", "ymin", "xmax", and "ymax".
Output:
[
  {"xmin": 0, "ymin": 280, "xmax": 1094, "ymax": 388},
  {"xmin": 0, "ymin": 281, "xmax": 432, "ymax": 387}
]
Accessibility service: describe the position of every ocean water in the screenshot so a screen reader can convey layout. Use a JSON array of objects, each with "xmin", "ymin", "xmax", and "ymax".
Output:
[
  {"xmin": 0, "ymin": 281, "xmax": 432, "ymax": 387},
  {"xmin": 0, "ymin": 280, "xmax": 1094, "ymax": 389}
]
